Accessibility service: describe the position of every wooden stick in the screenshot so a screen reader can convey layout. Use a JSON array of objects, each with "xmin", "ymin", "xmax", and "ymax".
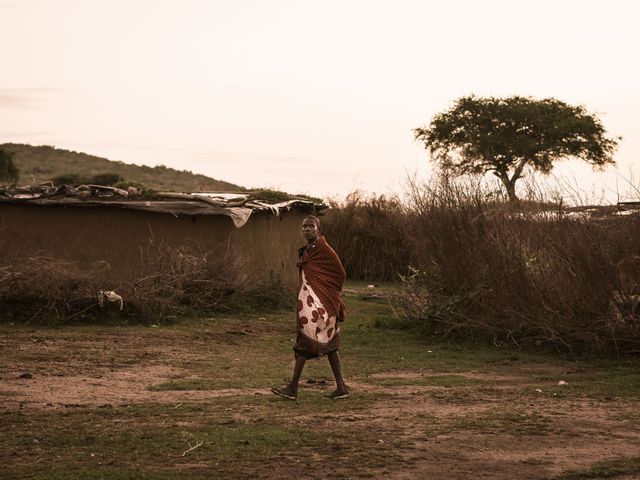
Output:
[
  {"xmin": 182, "ymin": 441, "xmax": 204, "ymax": 456},
  {"xmin": 65, "ymin": 303, "xmax": 98, "ymax": 321}
]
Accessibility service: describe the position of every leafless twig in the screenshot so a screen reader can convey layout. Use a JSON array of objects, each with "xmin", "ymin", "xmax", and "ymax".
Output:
[{"xmin": 182, "ymin": 441, "xmax": 203, "ymax": 456}]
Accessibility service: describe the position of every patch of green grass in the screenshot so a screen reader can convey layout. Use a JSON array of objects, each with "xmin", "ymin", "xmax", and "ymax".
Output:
[
  {"xmin": 450, "ymin": 408, "xmax": 553, "ymax": 436},
  {"xmin": 534, "ymin": 367, "xmax": 640, "ymax": 399},
  {"xmin": 2, "ymin": 402, "xmax": 317, "ymax": 479},
  {"xmin": 167, "ymin": 389, "xmax": 388, "ymax": 413},
  {"xmin": 150, "ymin": 378, "xmax": 218, "ymax": 391},
  {"xmin": 269, "ymin": 390, "xmax": 390, "ymax": 412},
  {"xmin": 1, "ymin": 391, "xmax": 401, "ymax": 480},
  {"xmin": 343, "ymin": 295, "xmax": 640, "ymax": 403},
  {"xmin": 338, "ymin": 294, "xmax": 561, "ymax": 377},
  {"xmin": 552, "ymin": 456, "xmax": 640, "ymax": 479},
  {"xmin": 152, "ymin": 296, "xmax": 532, "ymax": 391},
  {"xmin": 11, "ymin": 470, "xmax": 213, "ymax": 480}
]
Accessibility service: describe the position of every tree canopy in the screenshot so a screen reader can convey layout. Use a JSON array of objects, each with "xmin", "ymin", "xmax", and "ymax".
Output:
[
  {"xmin": 414, "ymin": 95, "xmax": 620, "ymax": 201},
  {"xmin": 0, "ymin": 148, "xmax": 19, "ymax": 185}
]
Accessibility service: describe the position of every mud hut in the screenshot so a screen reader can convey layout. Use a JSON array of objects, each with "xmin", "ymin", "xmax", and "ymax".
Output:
[{"xmin": 0, "ymin": 185, "xmax": 324, "ymax": 291}]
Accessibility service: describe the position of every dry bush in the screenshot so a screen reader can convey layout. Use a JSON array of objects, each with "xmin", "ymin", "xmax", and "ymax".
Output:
[
  {"xmin": 129, "ymin": 241, "xmax": 290, "ymax": 316},
  {"xmin": 391, "ymin": 175, "xmax": 640, "ymax": 354},
  {"xmin": 324, "ymin": 176, "xmax": 640, "ymax": 354},
  {"xmin": 0, "ymin": 256, "xmax": 109, "ymax": 322},
  {"xmin": 323, "ymin": 191, "xmax": 410, "ymax": 282},
  {"xmin": 129, "ymin": 242, "xmax": 243, "ymax": 316},
  {"xmin": 0, "ymin": 242, "xmax": 290, "ymax": 324}
]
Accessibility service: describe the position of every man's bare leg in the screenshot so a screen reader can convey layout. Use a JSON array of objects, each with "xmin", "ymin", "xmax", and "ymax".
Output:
[
  {"xmin": 272, "ymin": 354, "xmax": 306, "ymax": 400},
  {"xmin": 289, "ymin": 354, "xmax": 307, "ymax": 394},
  {"xmin": 327, "ymin": 350, "xmax": 349, "ymax": 398}
]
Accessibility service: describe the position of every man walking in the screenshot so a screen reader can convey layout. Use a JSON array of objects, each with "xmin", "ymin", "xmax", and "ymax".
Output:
[{"xmin": 271, "ymin": 215, "xmax": 349, "ymax": 400}]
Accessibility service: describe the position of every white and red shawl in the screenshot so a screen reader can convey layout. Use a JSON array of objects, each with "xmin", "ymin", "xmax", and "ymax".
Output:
[{"xmin": 294, "ymin": 236, "xmax": 346, "ymax": 358}]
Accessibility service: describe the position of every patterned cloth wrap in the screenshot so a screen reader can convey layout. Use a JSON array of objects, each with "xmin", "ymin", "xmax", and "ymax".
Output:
[{"xmin": 293, "ymin": 236, "xmax": 347, "ymax": 358}]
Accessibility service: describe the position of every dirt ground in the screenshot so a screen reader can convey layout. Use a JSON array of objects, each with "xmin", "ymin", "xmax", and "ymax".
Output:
[{"xmin": 2, "ymin": 319, "xmax": 640, "ymax": 480}]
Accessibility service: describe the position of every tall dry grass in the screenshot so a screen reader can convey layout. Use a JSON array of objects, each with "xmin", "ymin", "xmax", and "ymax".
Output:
[{"xmin": 324, "ymin": 176, "xmax": 640, "ymax": 354}]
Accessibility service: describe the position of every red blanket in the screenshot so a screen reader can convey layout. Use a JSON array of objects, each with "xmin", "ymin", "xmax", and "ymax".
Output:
[{"xmin": 297, "ymin": 236, "xmax": 347, "ymax": 322}]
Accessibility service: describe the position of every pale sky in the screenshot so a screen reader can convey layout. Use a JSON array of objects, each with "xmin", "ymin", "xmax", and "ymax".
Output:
[{"xmin": 1, "ymin": 0, "xmax": 639, "ymax": 202}]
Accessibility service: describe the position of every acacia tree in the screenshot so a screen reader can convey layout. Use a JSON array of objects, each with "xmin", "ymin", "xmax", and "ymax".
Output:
[
  {"xmin": 414, "ymin": 95, "xmax": 619, "ymax": 201},
  {"xmin": 0, "ymin": 148, "xmax": 19, "ymax": 185}
]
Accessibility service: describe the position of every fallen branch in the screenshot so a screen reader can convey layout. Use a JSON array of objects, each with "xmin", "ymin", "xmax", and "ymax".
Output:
[
  {"xmin": 65, "ymin": 303, "xmax": 99, "ymax": 321},
  {"xmin": 182, "ymin": 441, "xmax": 204, "ymax": 456}
]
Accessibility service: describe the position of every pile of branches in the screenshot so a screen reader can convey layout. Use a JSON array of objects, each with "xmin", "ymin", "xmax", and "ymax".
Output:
[
  {"xmin": 0, "ymin": 256, "xmax": 107, "ymax": 323},
  {"xmin": 132, "ymin": 242, "xmax": 290, "ymax": 315},
  {"xmin": 0, "ymin": 244, "xmax": 290, "ymax": 324}
]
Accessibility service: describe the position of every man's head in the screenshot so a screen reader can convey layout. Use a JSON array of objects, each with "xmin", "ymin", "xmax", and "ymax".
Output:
[{"xmin": 302, "ymin": 215, "xmax": 321, "ymax": 244}]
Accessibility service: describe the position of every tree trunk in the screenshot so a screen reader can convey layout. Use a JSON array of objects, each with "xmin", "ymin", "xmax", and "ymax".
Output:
[
  {"xmin": 495, "ymin": 172, "xmax": 519, "ymax": 202},
  {"xmin": 504, "ymin": 179, "xmax": 518, "ymax": 202},
  {"xmin": 495, "ymin": 160, "xmax": 527, "ymax": 202}
]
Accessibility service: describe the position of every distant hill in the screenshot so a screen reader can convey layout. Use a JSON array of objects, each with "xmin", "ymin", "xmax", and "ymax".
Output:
[{"xmin": 1, "ymin": 143, "xmax": 245, "ymax": 192}]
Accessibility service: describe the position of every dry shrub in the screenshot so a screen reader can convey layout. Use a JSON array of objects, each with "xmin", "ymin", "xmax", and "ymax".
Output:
[
  {"xmin": 325, "ymin": 176, "xmax": 640, "ymax": 354},
  {"xmin": 323, "ymin": 191, "xmax": 410, "ymax": 282},
  {"xmin": 392, "ymin": 175, "xmax": 640, "ymax": 354},
  {"xmin": 0, "ymin": 256, "xmax": 109, "ymax": 322},
  {"xmin": 130, "ymin": 242, "xmax": 243, "ymax": 315},
  {"xmin": 129, "ymin": 241, "xmax": 290, "ymax": 316},
  {"xmin": 0, "ymin": 242, "xmax": 290, "ymax": 324}
]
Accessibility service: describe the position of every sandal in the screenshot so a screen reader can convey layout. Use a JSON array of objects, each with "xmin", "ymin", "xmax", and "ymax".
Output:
[
  {"xmin": 324, "ymin": 390, "xmax": 350, "ymax": 400},
  {"xmin": 271, "ymin": 387, "xmax": 297, "ymax": 401}
]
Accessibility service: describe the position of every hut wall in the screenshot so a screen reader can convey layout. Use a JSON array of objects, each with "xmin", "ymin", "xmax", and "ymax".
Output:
[{"xmin": 0, "ymin": 204, "xmax": 305, "ymax": 291}]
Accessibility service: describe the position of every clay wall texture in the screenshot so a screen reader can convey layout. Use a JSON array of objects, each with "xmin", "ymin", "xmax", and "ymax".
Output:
[{"xmin": 0, "ymin": 204, "xmax": 306, "ymax": 291}]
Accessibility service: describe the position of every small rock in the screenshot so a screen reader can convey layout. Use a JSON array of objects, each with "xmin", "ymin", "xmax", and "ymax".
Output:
[
  {"xmin": 535, "ymin": 388, "xmax": 543, "ymax": 393},
  {"xmin": 19, "ymin": 373, "xmax": 33, "ymax": 379},
  {"xmin": 558, "ymin": 380, "xmax": 568, "ymax": 386}
]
